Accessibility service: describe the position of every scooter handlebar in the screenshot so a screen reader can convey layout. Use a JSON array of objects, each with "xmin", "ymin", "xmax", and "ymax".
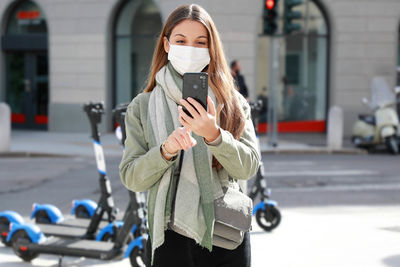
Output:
[{"xmin": 83, "ymin": 102, "xmax": 104, "ymax": 115}]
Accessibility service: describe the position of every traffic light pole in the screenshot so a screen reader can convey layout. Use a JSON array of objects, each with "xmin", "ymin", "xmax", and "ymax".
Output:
[
  {"xmin": 264, "ymin": 0, "xmax": 305, "ymax": 147},
  {"xmin": 267, "ymin": 35, "xmax": 279, "ymax": 147},
  {"xmin": 302, "ymin": 0, "xmax": 310, "ymax": 91}
]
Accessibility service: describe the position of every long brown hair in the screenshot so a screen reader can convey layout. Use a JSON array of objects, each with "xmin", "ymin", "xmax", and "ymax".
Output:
[{"xmin": 144, "ymin": 4, "xmax": 246, "ymax": 166}]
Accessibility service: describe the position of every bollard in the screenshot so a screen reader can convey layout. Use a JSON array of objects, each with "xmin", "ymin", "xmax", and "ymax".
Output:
[
  {"xmin": 327, "ymin": 106, "xmax": 343, "ymax": 150},
  {"xmin": 0, "ymin": 103, "xmax": 11, "ymax": 152}
]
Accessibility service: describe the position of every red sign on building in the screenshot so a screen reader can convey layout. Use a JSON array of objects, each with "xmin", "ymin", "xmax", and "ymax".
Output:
[{"xmin": 17, "ymin": 10, "xmax": 40, "ymax": 20}]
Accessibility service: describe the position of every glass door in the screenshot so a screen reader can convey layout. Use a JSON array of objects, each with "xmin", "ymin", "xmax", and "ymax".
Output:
[
  {"xmin": 6, "ymin": 52, "xmax": 48, "ymax": 129},
  {"xmin": 34, "ymin": 53, "xmax": 49, "ymax": 127}
]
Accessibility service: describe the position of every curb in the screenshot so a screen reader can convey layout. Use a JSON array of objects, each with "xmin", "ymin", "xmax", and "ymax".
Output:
[
  {"xmin": 0, "ymin": 146, "xmax": 369, "ymax": 158},
  {"xmin": 0, "ymin": 148, "xmax": 367, "ymax": 157},
  {"xmin": 260, "ymin": 147, "xmax": 368, "ymax": 155},
  {"xmin": 0, "ymin": 151, "xmax": 75, "ymax": 158}
]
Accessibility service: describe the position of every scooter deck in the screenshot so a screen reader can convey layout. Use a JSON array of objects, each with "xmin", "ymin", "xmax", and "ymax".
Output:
[
  {"xmin": 23, "ymin": 236, "xmax": 123, "ymax": 260},
  {"xmin": 34, "ymin": 222, "xmax": 106, "ymax": 239},
  {"xmin": 46, "ymin": 210, "xmax": 125, "ymax": 228},
  {"xmin": 52, "ymin": 217, "xmax": 110, "ymax": 228},
  {"xmin": 36, "ymin": 213, "xmax": 125, "ymax": 238}
]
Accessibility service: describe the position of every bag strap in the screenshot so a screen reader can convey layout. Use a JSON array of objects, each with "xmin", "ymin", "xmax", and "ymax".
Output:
[
  {"xmin": 171, "ymin": 150, "xmax": 184, "ymax": 213},
  {"xmin": 176, "ymin": 150, "xmax": 184, "ymax": 177}
]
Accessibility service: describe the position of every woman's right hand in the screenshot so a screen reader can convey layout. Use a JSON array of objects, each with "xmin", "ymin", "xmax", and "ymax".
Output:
[{"xmin": 162, "ymin": 127, "xmax": 197, "ymax": 160}]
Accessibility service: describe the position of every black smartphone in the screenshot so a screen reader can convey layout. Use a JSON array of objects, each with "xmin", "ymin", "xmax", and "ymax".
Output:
[{"xmin": 182, "ymin": 72, "xmax": 208, "ymax": 118}]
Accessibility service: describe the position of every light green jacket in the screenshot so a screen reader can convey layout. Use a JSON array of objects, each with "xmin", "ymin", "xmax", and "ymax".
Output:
[{"xmin": 119, "ymin": 91, "xmax": 260, "ymax": 193}]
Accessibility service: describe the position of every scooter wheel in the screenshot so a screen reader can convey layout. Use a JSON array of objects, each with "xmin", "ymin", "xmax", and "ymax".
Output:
[
  {"xmin": 11, "ymin": 229, "xmax": 39, "ymax": 262},
  {"xmin": 385, "ymin": 136, "xmax": 398, "ymax": 155},
  {"xmin": 129, "ymin": 247, "xmax": 148, "ymax": 267},
  {"xmin": 255, "ymin": 205, "xmax": 281, "ymax": 232},
  {"xmin": 0, "ymin": 217, "xmax": 11, "ymax": 246},
  {"xmin": 35, "ymin": 210, "xmax": 51, "ymax": 224},
  {"xmin": 101, "ymin": 231, "xmax": 133, "ymax": 244},
  {"xmin": 100, "ymin": 232, "xmax": 115, "ymax": 242},
  {"xmin": 75, "ymin": 205, "xmax": 91, "ymax": 219}
]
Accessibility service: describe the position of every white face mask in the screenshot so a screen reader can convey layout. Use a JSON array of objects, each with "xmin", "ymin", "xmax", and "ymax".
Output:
[{"xmin": 167, "ymin": 42, "xmax": 210, "ymax": 75}]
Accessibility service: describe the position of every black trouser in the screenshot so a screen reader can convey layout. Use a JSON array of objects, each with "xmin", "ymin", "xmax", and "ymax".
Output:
[{"xmin": 146, "ymin": 230, "xmax": 251, "ymax": 267}]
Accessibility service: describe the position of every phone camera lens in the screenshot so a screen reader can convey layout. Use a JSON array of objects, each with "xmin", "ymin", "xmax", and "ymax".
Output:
[{"xmin": 193, "ymin": 84, "xmax": 198, "ymax": 90}]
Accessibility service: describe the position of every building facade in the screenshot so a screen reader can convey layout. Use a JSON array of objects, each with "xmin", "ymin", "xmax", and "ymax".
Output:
[{"xmin": 0, "ymin": 0, "xmax": 399, "ymax": 135}]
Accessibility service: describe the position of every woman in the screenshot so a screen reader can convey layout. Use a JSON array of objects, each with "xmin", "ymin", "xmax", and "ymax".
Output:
[{"xmin": 119, "ymin": 4, "xmax": 259, "ymax": 267}]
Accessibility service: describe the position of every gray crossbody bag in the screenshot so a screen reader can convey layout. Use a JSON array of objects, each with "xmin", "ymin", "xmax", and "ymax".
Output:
[
  {"xmin": 176, "ymin": 151, "xmax": 253, "ymax": 250},
  {"xmin": 213, "ymin": 186, "xmax": 253, "ymax": 249}
]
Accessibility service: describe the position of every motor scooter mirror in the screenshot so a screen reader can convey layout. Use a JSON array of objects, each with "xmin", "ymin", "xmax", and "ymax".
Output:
[{"xmin": 362, "ymin": 97, "xmax": 369, "ymax": 106}]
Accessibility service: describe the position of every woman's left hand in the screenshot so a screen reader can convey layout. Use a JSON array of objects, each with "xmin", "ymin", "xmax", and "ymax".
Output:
[{"xmin": 178, "ymin": 96, "xmax": 220, "ymax": 143}]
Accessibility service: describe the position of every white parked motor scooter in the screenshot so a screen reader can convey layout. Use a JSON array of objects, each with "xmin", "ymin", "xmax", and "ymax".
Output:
[{"xmin": 352, "ymin": 77, "xmax": 399, "ymax": 154}]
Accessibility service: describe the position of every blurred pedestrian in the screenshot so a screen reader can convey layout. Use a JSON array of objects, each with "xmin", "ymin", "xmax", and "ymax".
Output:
[
  {"xmin": 119, "ymin": 4, "xmax": 259, "ymax": 267},
  {"xmin": 230, "ymin": 60, "xmax": 249, "ymax": 101},
  {"xmin": 282, "ymin": 76, "xmax": 294, "ymax": 120}
]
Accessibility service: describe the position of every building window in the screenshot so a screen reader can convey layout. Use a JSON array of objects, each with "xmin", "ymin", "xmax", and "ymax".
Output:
[
  {"xmin": 2, "ymin": 0, "xmax": 48, "ymax": 130},
  {"xmin": 256, "ymin": 0, "xmax": 329, "ymax": 132},
  {"xmin": 113, "ymin": 0, "xmax": 162, "ymax": 106}
]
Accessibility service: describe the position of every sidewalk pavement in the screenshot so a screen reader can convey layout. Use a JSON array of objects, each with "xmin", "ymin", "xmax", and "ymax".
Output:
[
  {"xmin": 0, "ymin": 130, "xmax": 365, "ymax": 158},
  {"xmin": 1, "ymin": 205, "xmax": 399, "ymax": 267},
  {"xmin": 258, "ymin": 133, "xmax": 366, "ymax": 154},
  {"xmin": 2, "ymin": 130, "xmax": 124, "ymax": 158}
]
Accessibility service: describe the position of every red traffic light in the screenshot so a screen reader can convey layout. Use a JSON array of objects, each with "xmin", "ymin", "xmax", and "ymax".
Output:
[{"xmin": 266, "ymin": 0, "xmax": 275, "ymax": 10}]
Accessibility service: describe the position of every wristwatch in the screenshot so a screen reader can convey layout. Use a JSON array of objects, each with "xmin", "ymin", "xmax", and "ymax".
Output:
[{"xmin": 161, "ymin": 140, "xmax": 178, "ymax": 158}]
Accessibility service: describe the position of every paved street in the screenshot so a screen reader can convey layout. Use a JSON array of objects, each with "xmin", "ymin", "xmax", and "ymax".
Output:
[
  {"xmin": 260, "ymin": 153, "xmax": 400, "ymax": 207},
  {"xmin": 1, "ymin": 153, "xmax": 400, "ymax": 266}
]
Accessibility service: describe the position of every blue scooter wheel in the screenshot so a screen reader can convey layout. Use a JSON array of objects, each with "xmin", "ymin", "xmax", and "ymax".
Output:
[
  {"xmin": 75, "ymin": 205, "xmax": 91, "ymax": 219},
  {"xmin": 34, "ymin": 210, "xmax": 51, "ymax": 224},
  {"xmin": 100, "ymin": 231, "xmax": 134, "ymax": 244},
  {"xmin": 129, "ymin": 241, "xmax": 149, "ymax": 267},
  {"xmin": 255, "ymin": 205, "xmax": 281, "ymax": 232}
]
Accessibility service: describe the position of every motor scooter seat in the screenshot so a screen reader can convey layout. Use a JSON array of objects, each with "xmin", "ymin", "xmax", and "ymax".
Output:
[{"xmin": 358, "ymin": 114, "xmax": 375, "ymax": 125}]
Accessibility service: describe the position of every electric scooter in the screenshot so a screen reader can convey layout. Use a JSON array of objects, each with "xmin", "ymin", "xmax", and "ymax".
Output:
[
  {"xmin": 9, "ymin": 103, "xmax": 149, "ymax": 267},
  {"xmin": 32, "ymin": 102, "xmax": 116, "ymax": 222},
  {"xmin": 112, "ymin": 102, "xmax": 147, "ymax": 240},
  {"xmin": 249, "ymin": 100, "xmax": 281, "ymax": 232},
  {"xmin": 352, "ymin": 76, "xmax": 399, "ymax": 154},
  {"xmin": 1, "ymin": 105, "xmax": 105, "ymax": 243},
  {"xmin": 31, "ymin": 104, "xmax": 112, "ymax": 223},
  {"xmin": 9, "ymin": 189, "xmax": 148, "ymax": 266},
  {"xmin": 2, "ymin": 103, "xmax": 120, "ymax": 246},
  {"xmin": 113, "ymin": 102, "xmax": 129, "ymax": 148}
]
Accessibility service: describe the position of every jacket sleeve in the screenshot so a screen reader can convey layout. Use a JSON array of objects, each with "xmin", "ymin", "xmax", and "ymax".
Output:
[
  {"xmin": 206, "ymin": 95, "xmax": 260, "ymax": 180},
  {"xmin": 119, "ymin": 96, "xmax": 176, "ymax": 192}
]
